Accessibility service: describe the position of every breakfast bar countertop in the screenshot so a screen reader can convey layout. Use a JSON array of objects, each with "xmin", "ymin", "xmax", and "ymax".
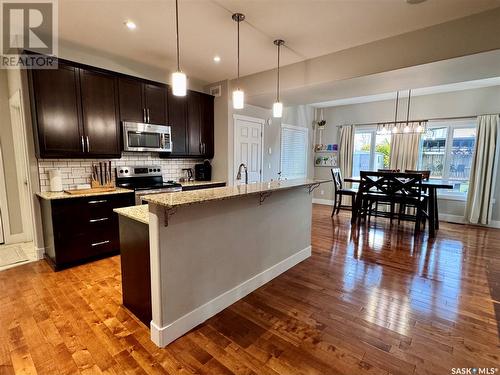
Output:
[
  {"xmin": 114, "ymin": 204, "xmax": 149, "ymax": 225},
  {"xmin": 178, "ymin": 180, "xmax": 226, "ymax": 188},
  {"xmin": 36, "ymin": 187, "xmax": 133, "ymax": 200},
  {"xmin": 143, "ymin": 179, "xmax": 328, "ymax": 209}
]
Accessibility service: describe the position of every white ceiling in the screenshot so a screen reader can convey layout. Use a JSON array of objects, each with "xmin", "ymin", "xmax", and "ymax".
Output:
[{"xmin": 58, "ymin": 0, "xmax": 500, "ymax": 84}]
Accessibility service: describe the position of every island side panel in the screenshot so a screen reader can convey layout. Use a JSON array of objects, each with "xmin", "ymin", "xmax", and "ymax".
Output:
[{"xmin": 148, "ymin": 186, "xmax": 312, "ymax": 347}]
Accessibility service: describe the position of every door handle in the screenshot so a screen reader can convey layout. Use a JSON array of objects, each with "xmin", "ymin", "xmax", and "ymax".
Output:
[
  {"xmin": 86, "ymin": 136, "xmax": 90, "ymax": 152},
  {"xmin": 89, "ymin": 217, "xmax": 109, "ymax": 223},
  {"xmin": 81, "ymin": 136, "xmax": 85, "ymax": 152},
  {"xmin": 91, "ymin": 240, "xmax": 110, "ymax": 247}
]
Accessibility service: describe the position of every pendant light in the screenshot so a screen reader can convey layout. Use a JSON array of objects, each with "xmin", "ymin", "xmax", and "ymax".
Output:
[
  {"xmin": 273, "ymin": 39, "xmax": 285, "ymax": 118},
  {"xmin": 232, "ymin": 13, "xmax": 245, "ymax": 109},
  {"xmin": 172, "ymin": 0, "xmax": 186, "ymax": 96},
  {"xmin": 403, "ymin": 89, "xmax": 412, "ymax": 133}
]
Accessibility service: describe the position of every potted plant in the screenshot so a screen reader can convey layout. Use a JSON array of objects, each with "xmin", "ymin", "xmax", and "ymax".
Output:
[{"xmin": 317, "ymin": 120, "xmax": 326, "ymax": 129}]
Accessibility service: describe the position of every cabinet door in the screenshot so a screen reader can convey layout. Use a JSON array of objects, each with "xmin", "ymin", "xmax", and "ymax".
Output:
[
  {"xmin": 200, "ymin": 94, "xmax": 214, "ymax": 158},
  {"xmin": 187, "ymin": 91, "xmax": 202, "ymax": 156},
  {"xmin": 167, "ymin": 87, "xmax": 188, "ymax": 155},
  {"xmin": 30, "ymin": 63, "xmax": 84, "ymax": 157},
  {"xmin": 118, "ymin": 77, "xmax": 144, "ymax": 123},
  {"xmin": 144, "ymin": 83, "xmax": 167, "ymax": 125},
  {"xmin": 80, "ymin": 69, "xmax": 121, "ymax": 157}
]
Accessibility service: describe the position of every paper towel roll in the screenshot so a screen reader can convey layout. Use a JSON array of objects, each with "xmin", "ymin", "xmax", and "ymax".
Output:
[{"xmin": 48, "ymin": 169, "xmax": 63, "ymax": 192}]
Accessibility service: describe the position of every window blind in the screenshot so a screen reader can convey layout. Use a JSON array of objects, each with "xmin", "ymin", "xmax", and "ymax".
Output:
[{"xmin": 280, "ymin": 125, "xmax": 308, "ymax": 179}]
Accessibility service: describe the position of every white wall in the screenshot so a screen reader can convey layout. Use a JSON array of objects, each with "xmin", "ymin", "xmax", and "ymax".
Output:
[
  {"xmin": 313, "ymin": 86, "xmax": 500, "ymax": 223},
  {"xmin": 207, "ymin": 80, "xmax": 315, "ymax": 185}
]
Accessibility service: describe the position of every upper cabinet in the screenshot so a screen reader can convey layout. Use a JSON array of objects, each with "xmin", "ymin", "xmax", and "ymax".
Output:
[
  {"xmin": 29, "ymin": 62, "xmax": 121, "ymax": 158},
  {"xmin": 117, "ymin": 78, "xmax": 167, "ymax": 125},
  {"xmin": 29, "ymin": 56, "xmax": 214, "ymax": 159},
  {"xmin": 79, "ymin": 69, "xmax": 120, "ymax": 157},
  {"xmin": 30, "ymin": 62, "xmax": 84, "ymax": 157}
]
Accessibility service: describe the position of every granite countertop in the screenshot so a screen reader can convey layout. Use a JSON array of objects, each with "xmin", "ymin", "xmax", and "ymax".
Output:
[
  {"xmin": 143, "ymin": 179, "xmax": 329, "ymax": 209},
  {"xmin": 36, "ymin": 187, "xmax": 133, "ymax": 200},
  {"xmin": 179, "ymin": 180, "xmax": 226, "ymax": 187},
  {"xmin": 114, "ymin": 205, "xmax": 149, "ymax": 225}
]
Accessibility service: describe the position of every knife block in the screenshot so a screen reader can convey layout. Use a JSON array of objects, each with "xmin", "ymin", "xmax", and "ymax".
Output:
[{"xmin": 91, "ymin": 179, "xmax": 115, "ymax": 189}]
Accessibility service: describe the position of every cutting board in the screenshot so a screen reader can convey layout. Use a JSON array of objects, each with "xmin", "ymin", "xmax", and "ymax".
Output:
[{"xmin": 64, "ymin": 187, "xmax": 116, "ymax": 195}]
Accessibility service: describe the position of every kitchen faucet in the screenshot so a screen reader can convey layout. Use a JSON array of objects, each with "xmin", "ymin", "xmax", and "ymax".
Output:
[{"xmin": 236, "ymin": 163, "xmax": 248, "ymax": 184}]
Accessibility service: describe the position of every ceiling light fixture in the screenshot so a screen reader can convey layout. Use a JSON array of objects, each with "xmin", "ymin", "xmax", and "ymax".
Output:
[
  {"xmin": 273, "ymin": 39, "xmax": 285, "ymax": 118},
  {"xmin": 232, "ymin": 13, "xmax": 245, "ymax": 110},
  {"xmin": 171, "ymin": 0, "xmax": 186, "ymax": 96},
  {"xmin": 125, "ymin": 20, "xmax": 136, "ymax": 30},
  {"xmin": 213, "ymin": 55, "xmax": 221, "ymax": 63},
  {"xmin": 377, "ymin": 89, "xmax": 427, "ymax": 135}
]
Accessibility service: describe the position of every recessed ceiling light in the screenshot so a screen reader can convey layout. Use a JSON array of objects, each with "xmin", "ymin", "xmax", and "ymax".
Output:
[
  {"xmin": 213, "ymin": 56, "xmax": 221, "ymax": 63},
  {"xmin": 125, "ymin": 20, "xmax": 137, "ymax": 30}
]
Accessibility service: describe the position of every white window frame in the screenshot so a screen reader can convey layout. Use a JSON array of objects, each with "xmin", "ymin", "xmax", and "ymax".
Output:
[
  {"xmin": 352, "ymin": 126, "xmax": 392, "ymax": 176},
  {"xmin": 280, "ymin": 124, "xmax": 309, "ymax": 180},
  {"xmin": 418, "ymin": 119, "xmax": 477, "ymax": 201}
]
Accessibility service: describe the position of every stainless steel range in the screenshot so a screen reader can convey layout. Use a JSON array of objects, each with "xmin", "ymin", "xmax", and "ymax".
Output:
[{"xmin": 115, "ymin": 166, "xmax": 182, "ymax": 205}]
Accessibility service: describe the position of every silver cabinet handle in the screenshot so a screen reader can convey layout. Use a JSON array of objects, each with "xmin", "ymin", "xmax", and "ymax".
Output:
[
  {"xmin": 143, "ymin": 108, "xmax": 146, "ymax": 123},
  {"xmin": 91, "ymin": 240, "xmax": 110, "ymax": 247},
  {"xmin": 88, "ymin": 199, "xmax": 107, "ymax": 204},
  {"xmin": 81, "ymin": 136, "xmax": 85, "ymax": 152},
  {"xmin": 89, "ymin": 217, "xmax": 109, "ymax": 223},
  {"xmin": 147, "ymin": 108, "xmax": 150, "ymax": 123},
  {"xmin": 86, "ymin": 136, "xmax": 90, "ymax": 152}
]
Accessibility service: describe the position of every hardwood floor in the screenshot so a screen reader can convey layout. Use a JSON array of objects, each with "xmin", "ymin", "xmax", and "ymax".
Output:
[{"xmin": 0, "ymin": 204, "xmax": 499, "ymax": 375}]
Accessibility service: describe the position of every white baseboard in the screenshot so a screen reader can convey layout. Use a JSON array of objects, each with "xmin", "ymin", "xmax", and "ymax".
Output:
[
  {"xmin": 35, "ymin": 247, "xmax": 45, "ymax": 260},
  {"xmin": 312, "ymin": 198, "xmax": 334, "ymax": 206},
  {"xmin": 150, "ymin": 245, "xmax": 312, "ymax": 347},
  {"xmin": 489, "ymin": 220, "xmax": 500, "ymax": 229},
  {"xmin": 438, "ymin": 213, "xmax": 466, "ymax": 224}
]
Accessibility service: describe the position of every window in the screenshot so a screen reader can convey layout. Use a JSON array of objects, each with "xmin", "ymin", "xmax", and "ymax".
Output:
[
  {"xmin": 352, "ymin": 130, "xmax": 391, "ymax": 177},
  {"xmin": 280, "ymin": 124, "xmax": 308, "ymax": 179},
  {"xmin": 418, "ymin": 121, "xmax": 476, "ymax": 196}
]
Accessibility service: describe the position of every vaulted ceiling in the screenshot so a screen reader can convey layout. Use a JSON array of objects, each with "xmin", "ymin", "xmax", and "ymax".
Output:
[{"xmin": 59, "ymin": 0, "xmax": 500, "ymax": 84}]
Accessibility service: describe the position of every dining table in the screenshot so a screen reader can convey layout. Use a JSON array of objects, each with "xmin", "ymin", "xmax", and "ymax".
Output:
[{"xmin": 344, "ymin": 177, "xmax": 454, "ymax": 237}]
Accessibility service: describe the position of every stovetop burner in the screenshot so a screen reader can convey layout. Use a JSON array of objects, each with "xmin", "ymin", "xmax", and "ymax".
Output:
[{"xmin": 115, "ymin": 165, "xmax": 182, "ymax": 191}]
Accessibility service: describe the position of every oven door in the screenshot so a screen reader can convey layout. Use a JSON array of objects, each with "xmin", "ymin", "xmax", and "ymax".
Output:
[{"xmin": 123, "ymin": 122, "xmax": 172, "ymax": 152}]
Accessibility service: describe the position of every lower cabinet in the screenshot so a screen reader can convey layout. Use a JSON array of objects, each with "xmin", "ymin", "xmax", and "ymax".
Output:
[{"xmin": 40, "ymin": 192, "xmax": 134, "ymax": 270}]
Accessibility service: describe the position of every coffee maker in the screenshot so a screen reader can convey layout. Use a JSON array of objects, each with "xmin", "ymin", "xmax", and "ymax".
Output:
[{"xmin": 195, "ymin": 160, "xmax": 212, "ymax": 181}]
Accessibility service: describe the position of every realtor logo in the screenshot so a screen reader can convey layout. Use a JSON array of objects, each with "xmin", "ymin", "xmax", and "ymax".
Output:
[{"xmin": 1, "ymin": 0, "xmax": 58, "ymax": 68}]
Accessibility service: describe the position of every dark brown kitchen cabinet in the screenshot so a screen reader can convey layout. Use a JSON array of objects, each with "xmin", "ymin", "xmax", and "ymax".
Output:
[
  {"xmin": 39, "ymin": 192, "xmax": 134, "ymax": 270},
  {"xmin": 144, "ymin": 83, "xmax": 167, "ymax": 124},
  {"xmin": 29, "ymin": 61, "xmax": 121, "ymax": 158},
  {"xmin": 118, "ymin": 78, "xmax": 167, "ymax": 125},
  {"xmin": 167, "ymin": 87, "xmax": 188, "ymax": 156},
  {"xmin": 162, "ymin": 89, "xmax": 214, "ymax": 158},
  {"xmin": 29, "ymin": 63, "xmax": 85, "ymax": 158},
  {"xmin": 80, "ymin": 69, "xmax": 121, "ymax": 157},
  {"xmin": 187, "ymin": 91, "xmax": 203, "ymax": 157}
]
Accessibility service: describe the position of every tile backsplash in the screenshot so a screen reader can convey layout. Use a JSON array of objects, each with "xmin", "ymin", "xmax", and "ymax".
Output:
[{"xmin": 38, "ymin": 152, "xmax": 203, "ymax": 192}]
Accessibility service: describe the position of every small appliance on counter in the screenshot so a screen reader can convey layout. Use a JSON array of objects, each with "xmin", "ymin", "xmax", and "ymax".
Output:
[
  {"xmin": 195, "ymin": 160, "xmax": 212, "ymax": 181},
  {"xmin": 180, "ymin": 168, "xmax": 193, "ymax": 182}
]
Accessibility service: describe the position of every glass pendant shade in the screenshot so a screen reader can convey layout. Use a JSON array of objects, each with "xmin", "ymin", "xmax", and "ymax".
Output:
[
  {"xmin": 273, "ymin": 102, "xmax": 283, "ymax": 118},
  {"xmin": 233, "ymin": 89, "xmax": 244, "ymax": 109},
  {"xmin": 172, "ymin": 71, "xmax": 187, "ymax": 96}
]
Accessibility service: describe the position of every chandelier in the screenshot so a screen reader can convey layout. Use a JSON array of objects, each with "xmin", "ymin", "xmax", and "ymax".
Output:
[{"xmin": 376, "ymin": 90, "xmax": 427, "ymax": 135}]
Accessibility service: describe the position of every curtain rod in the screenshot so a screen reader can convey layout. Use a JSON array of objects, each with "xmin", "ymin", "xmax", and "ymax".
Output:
[{"xmin": 335, "ymin": 113, "xmax": 499, "ymax": 128}]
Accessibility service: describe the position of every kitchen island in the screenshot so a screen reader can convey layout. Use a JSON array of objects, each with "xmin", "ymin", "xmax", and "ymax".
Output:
[{"xmin": 117, "ymin": 179, "xmax": 326, "ymax": 347}]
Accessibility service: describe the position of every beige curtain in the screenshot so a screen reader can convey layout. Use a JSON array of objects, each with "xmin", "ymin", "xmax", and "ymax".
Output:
[
  {"xmin": 339, "ymin": 125, "xmax": 354, "ymax": 179},
  {"xmin": 390, "ymin": 133, "xmax": 421, "ymax": 171},
  {"xmin": 465, "ymin": 115, "xmax": 499, "ymax": 225}
]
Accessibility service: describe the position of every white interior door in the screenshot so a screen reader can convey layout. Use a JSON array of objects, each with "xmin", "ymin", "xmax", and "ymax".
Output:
[
  {"xmin": 233, "ymin": 115, "xmax": 263, "ymax": 185},
  {"xmin": 8, "ymin": 91, "xmax": 33, "ymax": 243}
]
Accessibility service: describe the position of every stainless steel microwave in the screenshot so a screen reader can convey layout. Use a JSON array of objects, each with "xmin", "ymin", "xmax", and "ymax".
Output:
[{"xmin": 122, "ymin": 122, "xmax": 172, "ymax": 153}]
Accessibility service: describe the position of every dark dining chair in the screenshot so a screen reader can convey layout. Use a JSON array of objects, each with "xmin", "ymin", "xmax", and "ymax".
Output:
[
  {"xmin": 370, "ymin": 169, "xmax": 401, "ymax": 219},
  {"xmin": 400, "ymin": 170, "xmax": 431, "ymax": 225},
  {"xmin": 331, "ymin": 168, "xmax": 357, "ymax": 217},
  {"xmin": 353, "ymin": 171, "xmax": 427, "ymax": 234}
]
